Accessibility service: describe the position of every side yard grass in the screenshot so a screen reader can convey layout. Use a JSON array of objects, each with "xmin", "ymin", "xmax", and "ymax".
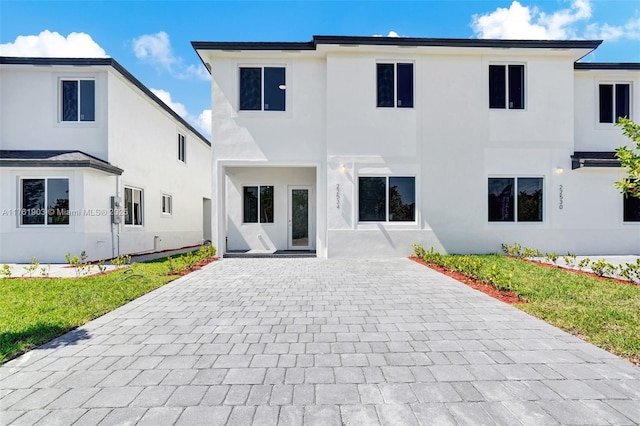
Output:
[
  {"xmin": 0, "ymin": 249, "xmax": 215, "ymax": 364},
  {"xmin": 413, "ymin": 245, "xmax": 640, "ymax": 365}
]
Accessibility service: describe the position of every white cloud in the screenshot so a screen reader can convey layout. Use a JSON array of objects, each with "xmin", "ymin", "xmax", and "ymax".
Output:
[
  {"xmin": 471, "ymin": 0, "xmax": 640, "ymax": 41},
  {"xmin": 133, "ymin": 31, "xmax": 209, "ymax": 80},
  {"xmin": 151, "ymin": 88, "xmax": 211, "ymax": 138},
  {"xmin": 0, "ymin": 30, "xmax": 107, "ymax": 57},
  {"xmin": 373, "ymin": 30, "xmax": 402, "ymax": 37}
]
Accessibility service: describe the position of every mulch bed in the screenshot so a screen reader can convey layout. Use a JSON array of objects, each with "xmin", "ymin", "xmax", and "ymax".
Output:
[
  {"xmin": 409, "ymin": 256, "xmax": 526, "ymax": 304},
  {"xmin": 170, "ymin": 257, "xmax": 218, "ymax": 276},
  {"xmin": 519, "ymin": 258, "xmax": 638, "ymax": 286}
]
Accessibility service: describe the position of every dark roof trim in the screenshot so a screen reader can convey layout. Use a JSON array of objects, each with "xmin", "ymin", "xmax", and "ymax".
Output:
[
  {"xmin": 192, "ymin": 35, "xmax": 602, "ymax": 51},
  {"xmin": 575, "ymin": 62, "xmax": 640, "ymax": 70},
  {"xmin": 0, "ymin": 150, "xmax": 124, "ymax": 175},
  {"xmin": 571, "ymin": 151, "xmax": 621, "ymax": 170},
  {"xmin": 0, "ymin": 57, "xmax": 211, "ymax": 147}
]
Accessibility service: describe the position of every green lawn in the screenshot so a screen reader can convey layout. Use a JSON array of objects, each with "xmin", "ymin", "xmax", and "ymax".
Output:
[
  {"xmin": 0, "ymin": 257, "xmax": 183, "ymax": 363},
  {"xmin": 414, "ymin": 248, "xmax": 640, "ymax": 365}
]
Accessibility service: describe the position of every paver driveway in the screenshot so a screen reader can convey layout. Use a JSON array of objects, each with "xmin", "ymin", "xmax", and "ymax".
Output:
[{"xmin": 1, "ymin": 258, "xmax": 640, "ymax": 425}]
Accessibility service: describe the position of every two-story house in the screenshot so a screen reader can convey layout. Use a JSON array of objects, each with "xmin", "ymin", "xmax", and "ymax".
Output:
[
  {"xmin": 0, "ymin": 57, "xmax": 212, "ymax": 263},
  {"xmin": 193, "ymin": 36, "xmax": 639, "ymax": 258}
]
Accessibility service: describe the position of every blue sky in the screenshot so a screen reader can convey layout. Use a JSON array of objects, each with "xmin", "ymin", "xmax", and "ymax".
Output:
[{"xmin": 1, "ymin": 0, "xmax": 639, "ymax": 138}]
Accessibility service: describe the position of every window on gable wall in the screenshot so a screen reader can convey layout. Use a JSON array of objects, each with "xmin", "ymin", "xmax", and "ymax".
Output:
[
  {"xmin": 489, "ymin": 65, "xmax": 525, "ymax": 109},
  {"xmin": 358, "ymin": 176, "xmax": 416, "ymax": 222},
  {"xmin": 178, "ymin": 133, "xmax": 186, "ymax": 163},
  {"xmin": 61, "ymin": 79, "xmax": 95, "ymax": 121},
  {"xmin": 20, "ymin": 178, "xmax": 69, "ymax": 225},
  {"xmin": 239, "ymin": 67, "xmax": 286, "ymax": 111},
  {"xmin": 162, "ymin": 194, "xmax": 172, "ymax": 215},
  {"xmin": 599, "ymin": 83, "xmax": 630, "ymax": 123},
  {"xmin": 488, "ymin": 177, "xmax": 543, "ymax": 222},
  {"xmin": 376, "ymin": 63, "xmax": 414, "ymax": 108}
]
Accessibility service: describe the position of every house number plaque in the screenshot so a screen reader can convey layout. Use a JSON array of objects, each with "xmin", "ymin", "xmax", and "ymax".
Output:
[
  {"xmin": 559, "ymin": 184, "xmax": 564, "ymax": 210},
  {"xmin": 336, "ymin": 184, "xmax": 341, "ymax": 209}
]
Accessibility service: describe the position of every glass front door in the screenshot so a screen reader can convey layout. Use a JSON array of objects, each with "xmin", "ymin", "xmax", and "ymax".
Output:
[{"xmin": 288, "ymin": 186, "xmax": 312, "ymax": 249}]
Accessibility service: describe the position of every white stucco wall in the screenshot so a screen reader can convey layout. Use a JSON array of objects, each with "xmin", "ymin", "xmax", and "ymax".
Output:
[
  {"xmin": 0, "ymin": 64, "xmax": 109, "ymax": 160},
  {"xmin": 574, "ymin": 69, "xmax": 639, "ymax": 151},
  {"xmin": 201, "ymin": 44, "xmax": 639, "ymax": 257},
  {"xmin": 0, "ymin": 62, "xmax": 212, "ymax": 262}
]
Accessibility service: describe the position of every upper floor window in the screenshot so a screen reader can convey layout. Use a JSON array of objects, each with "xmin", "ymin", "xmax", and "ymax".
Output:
[
  {"xmin": 358, "ymin": 176, "xmax": 415, "ymax": 222},
  {"xmin": 239, "ymin": 67, "xmax": 285, "ymax": 111},
  {"xmin": 124, "ymin": 186, "xmax": 143, "ymax": 226},
  {"xmin": 177, "ymin": 133, "xmax": 186, "ymax": 163},
  {"xmin": 489, "ymin": 65, "xmax": 525, "ymax": 109},
  {"xmin": 599, "ymin": 83, "xmax": 630, "ymax": 124},
  {"xmin": 243, "ymin": 185, "xmax": 274, "ymax": 223},
  {"xmin": 377, "ymin": 63, "xmax": 414, "ymax": 108},
  {"xmin": 488, "ymin": 177, "xmax": 543, "ymax": 222},
  {"xmin": 61, "ymin": 79, "xmax": 95, "ymax": 122},
  {"xmin": 20, "ymin": 178, "xmax": 69, "ymax": 225}
]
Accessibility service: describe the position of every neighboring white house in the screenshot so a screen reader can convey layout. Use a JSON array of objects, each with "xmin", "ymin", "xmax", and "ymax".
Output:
[
  {"xmin": 0, "ymin": 57, "xmax": 212, "ymax": 263},
  {"xmin": 193, "ymin": 36, "xmax": 640, "ymax": 258}
]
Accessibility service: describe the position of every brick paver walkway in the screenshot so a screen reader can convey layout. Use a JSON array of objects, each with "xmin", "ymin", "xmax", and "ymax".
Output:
[{"xmin": 1, "ymin": 258, "xmax": 639, "ymax": 425}]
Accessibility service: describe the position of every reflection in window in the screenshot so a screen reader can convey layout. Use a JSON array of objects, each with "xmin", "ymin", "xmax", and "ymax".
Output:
[
  {"xmin": 244, "ymin": 186, "xmax": 274, "ymax": 223},
  {"xmin": 124, "ymin": 186, "xmax": 143, "ymax": 225},
  {"xmin": 377, "ymin": 63, "xmax": 414, "ymax": 108},
  {"xmin": 359, "ymin": 176, "xmax": 415, "ymax": 222},
  {"xmin": 239, "ymin": 67, "xmax": 285, "ymax": 111},
  {"xmin": 21, "ymin": 178, "xmax": 69, "ymax": 225},
  {"xmin": 62, "ymin": 79, "xmax": 95, "ymax": 121},
  {"xmin": 488, "ymin": 177, "xmax": 542, "ymax": 222}
]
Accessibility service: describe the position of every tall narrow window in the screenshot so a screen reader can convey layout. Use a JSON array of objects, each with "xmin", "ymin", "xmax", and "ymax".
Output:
[
  {"xmin": 124, "ymin": 186, "xmax": 143, "ymax": 226},
  {"xmin": 377, "ymin": 63, "xmax": 414, "ymax": 108},
  {"xmin": 177, "ymin": 133, "xmax": 186, "ymax": 163},
  {"xmin": 162, "ymin": 194, "xmax": 172, "ymax": 215},
  {"xmin": 61, "ymin": 79, "xmax": 95, "ymax": 122},
  {"xmin": 488, "ymin": 177, "xmax": 542, "ymax": 222},
  {"xmin": 489, "ymin": 65, "xmax": 524, "ymax": 109},
  {"xmin": 239, "ymin": 67, "xmax": 286, "ymax": 111},
  {"xmin": 600, "ymin": 83, "xmax": 630, "ymax": 123},
  {"xmin": 20, "ymin": 178, "xmax": 69, "ymax": 225},
  {"xmin": 243, "ymin": 186, "xmax": 274, "ymax": 223},
  {"xmin": 624, "ymin": 194, "xmax": 640, "ymax": 222},
  {"xmin": 359, "ymin": 176, "xmax": 415, "ymax": 222}
]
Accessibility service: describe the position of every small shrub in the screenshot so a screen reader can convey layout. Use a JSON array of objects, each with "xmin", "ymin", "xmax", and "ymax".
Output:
[
  {"xmin": 591, "ymin": 259, "xmax": 611, "ymax": 277},
  {"xmin": 65, "ymin": 251, "xmax": 90, "ymax": 278},
  {"xmin": 501, "ymin": 243, "xmax": 523, "ymax": 258},
  {"xmin": 486, "ymin": 262, "xmax": 513, "ymax": 292},
  {"xmin": 181, "ymin": 251, "xmax": 198, "ymax": 270},
  {"xmin": 562, "ymin": 252, "xmax": 577, "ymax": 268},
  {"xmin": 96, "ymin": 259, "xmax": 107, "ymax": 274},
  {"xmin": 39, "ymin": 265, "xmax": 50, "ymax": 277},
  {"xmin": 577, "ymin": 258, "xmax": 591, "ymax": 271},
  {"xmin": 545, "ymin": 252, "xmax": 559, "ymax": 265},
  {"xmin": 112, "ymin": 254, "xmax": 131, "ymax": 267},
  {"xmin": 167, "ymin": 256, "xmax": 179, "ymax": 274},
  {"xmin": 1, "ymin": 264, "xmax": 12, "ymax": 278},
  {"xmin": 197, "ymin": 243, "xmax": 217, "ymax": 260},
  {"xmin": 621, "ymin": 260, "xmax": 640, "ymax": 283},
  {"xmin": 22, "ymin": 257, "xmax": 39, "ymax": 278},
  {"xmin": 523, "ymin": 247, "xmax": 543, "ymax": 260}
]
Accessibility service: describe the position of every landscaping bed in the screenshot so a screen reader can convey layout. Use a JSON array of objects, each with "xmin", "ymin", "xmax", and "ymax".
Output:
[{"xmin": 413, "ymin": 245, "xmax": 640, "ymax": 365}]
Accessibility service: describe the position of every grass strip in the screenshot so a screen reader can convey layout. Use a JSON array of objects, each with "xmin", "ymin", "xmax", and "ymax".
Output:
[
  {"xmin": 414, "ymin": 246, "xmax": 640, "ymax": 364},
  {"xmin": 0, "ymin": 255, "xmax": 194, "ymax": 363}
]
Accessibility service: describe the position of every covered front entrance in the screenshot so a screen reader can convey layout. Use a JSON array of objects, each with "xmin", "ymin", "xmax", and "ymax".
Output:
[{"xmin": 221, "ymin": 166, "xmax": 318, "ymax": 256}]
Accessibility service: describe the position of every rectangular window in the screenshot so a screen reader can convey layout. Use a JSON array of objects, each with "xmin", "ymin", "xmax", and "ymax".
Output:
[
  {"xmin": 162, "ymin": 194, "xmax": 172, "ymax": 215},
  {"xmin": 178, "ymin": 133, "xmax": 186, "ymax": 163},
  {"xmin": 599, "ymin": 83, "xmax": 630, "ymax": 123},
  {"xmin": 488, "ymin": 177, "xmax": 543, "ymax": 222},
  {"xmin": 489, "ymin": 65, "xmax": 524, "ymax": 109},
  {"xmin": 243, "ymin": 185, "xmax": 274, "ymax": 223},
  {"xmin": 124, "ymin": 186, "xmax": 143, "ymax": 226},
  {"xmin": 377, "ymin": 63, "xmax": 414, "ymax": 108},
  {"xmin": 20, "ymin": 178, "xmax": 69, "ymax": 225},
  {"xmin": 239, "ymin": 67, "xmax": 285, "ymax": 111},
  {"xmin": 61, "ymin": 79, "xmax": 95, "ymax": 122},
  {"xmin": 624, "ymin": 194, "xmax": 640, "ymax": 222},
  {"xmin": 359, "ymin": 176, "xmax": 415, "ymax": 222}
]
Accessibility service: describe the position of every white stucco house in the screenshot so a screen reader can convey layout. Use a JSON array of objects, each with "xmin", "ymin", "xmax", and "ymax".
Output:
[
  {"xmin": 193, "ymin": 35, "xmax": 639, "ymax": 258},
  {"xmin": 0, "ymin": 57, "xmax": 212, "ymax": 263}
]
